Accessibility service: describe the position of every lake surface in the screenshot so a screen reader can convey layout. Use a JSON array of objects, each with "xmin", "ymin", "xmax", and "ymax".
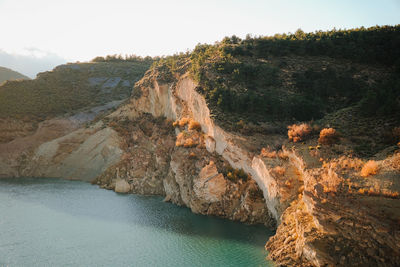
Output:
[{"xmin": 0, "ymin": 178, "xmax": 274, "ymax": 267}]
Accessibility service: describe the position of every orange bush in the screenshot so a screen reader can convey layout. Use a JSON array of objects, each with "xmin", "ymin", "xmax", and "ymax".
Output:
[
  {"xmin": 287, "ymin": 123, "xmax": 312, "ymax": 143},
  {"xmin": 360, "ymin": 160, "xmax": 379, "ymax": 177},
  {"xmin": 188, "ymin": 120, "xmax": 201, "ymax": 131},
  {"xmin": 318, "ymin": 128, "xmax": 339, "ymax": 145}
]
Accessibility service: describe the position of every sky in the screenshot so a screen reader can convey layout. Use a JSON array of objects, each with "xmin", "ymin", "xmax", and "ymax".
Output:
[{"xmin": 0, "ymin": 0, "xmax": 399, "ymax": 77}]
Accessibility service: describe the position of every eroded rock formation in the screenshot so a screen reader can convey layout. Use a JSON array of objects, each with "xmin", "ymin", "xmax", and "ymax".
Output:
[{"xmin": 1, "ymin": 69, "xmax": 399, "ymax": 267}]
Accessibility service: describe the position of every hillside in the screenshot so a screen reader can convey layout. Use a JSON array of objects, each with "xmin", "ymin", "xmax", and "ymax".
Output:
[
  {"xmin": 0, "ymin": 66, "xmax": 30, "ymax": 83},
  {"xmin": 154, "ymin": 25, "xmax": 399, "ymax": 122},
  {"xmin": 151, "ymin": 25, "xmax": 400, "ymax": 157},
  {"xmin": 0, "ymin": 59, "xmax": 153, "ymax": 120}
]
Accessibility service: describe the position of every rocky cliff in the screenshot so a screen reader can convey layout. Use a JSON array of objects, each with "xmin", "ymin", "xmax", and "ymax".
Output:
[
  {"xmin": 1, "ymin": 64, "xmax": 399, "ymax": 266},
  {"xmin": 101, "ymin": 70, "xmax": 400, "ymax": 266}
]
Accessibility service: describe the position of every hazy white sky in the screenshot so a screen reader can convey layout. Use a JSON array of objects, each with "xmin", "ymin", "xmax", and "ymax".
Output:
[{"xmin": 0, "ymin": 0, "xmax": 399, "ymax": 63}]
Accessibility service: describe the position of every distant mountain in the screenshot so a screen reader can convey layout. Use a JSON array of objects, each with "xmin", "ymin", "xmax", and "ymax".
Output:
[
  {"xmin": 0, "ymin": 49, "xmax": 66, "ymax": 78},
  {"xmin": 0, "ymin": 66, "xmax": 29, "ymax": 83}
]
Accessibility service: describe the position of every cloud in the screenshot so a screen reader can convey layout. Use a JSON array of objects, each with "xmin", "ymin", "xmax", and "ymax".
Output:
[{"xmin": 0, "ymin": 48, "xmax": 66, "ymax": 78}]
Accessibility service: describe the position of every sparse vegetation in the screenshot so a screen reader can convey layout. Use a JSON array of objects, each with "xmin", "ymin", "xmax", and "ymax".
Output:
[{"xmin": 261, "ymin": 147, "xmax": 278, "ymax": 158}]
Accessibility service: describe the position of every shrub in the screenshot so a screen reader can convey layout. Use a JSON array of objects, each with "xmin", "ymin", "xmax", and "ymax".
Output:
[
  {"xmin": 360, "ymin": 160, "xmax": 379, "ymax": 177},
  {"xmin": 183, "ymin": 138, "xmax": 197, "ymax": 148},
  {"xmin": 337, "ymin": 156, "xmax": 363, "ymax": 171},
  {"xmin": 188, "ymin": 120, "xmax": 201, "ymax": 131},
  {"xmin": 261, "ymin": 147, "xmax": 277, "ymax": 158},
  {"xmin": 288, "ymin": 123, "xmax": 312, "ymax": 143},
  {"xmin": 318, "ymin": 128, "xmax": 339, "ymax": 145}
]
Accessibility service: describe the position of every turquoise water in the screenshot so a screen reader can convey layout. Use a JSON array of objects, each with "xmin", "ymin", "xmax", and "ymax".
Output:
[{"xmin": 0, "ymin": 178, "xmax": 274, "ymax": 267}]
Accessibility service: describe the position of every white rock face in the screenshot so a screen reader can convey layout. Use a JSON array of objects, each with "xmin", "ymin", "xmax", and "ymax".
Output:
[
  {"xmin": 28, "ymin": 123, "xmax": 123, "ymax": 181},
  {"xmin": 193, "ymin": 161, "xmax": 226, "ymax": 203},
  {"xmin": 251, "ymin": 157, "xmax": 280, "ymax": 219},
  {"xmin": 123, "ymin": 74, "xmax": 283, "ymax": 221}
]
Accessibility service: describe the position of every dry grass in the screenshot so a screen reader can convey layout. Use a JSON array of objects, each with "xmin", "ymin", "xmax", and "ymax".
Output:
[
  {"xmin": 360, "ymin": 160, "xmax": 379, "ymax": 177},
  {"xmin": 260, "ymin": 147, "xmax": 289, "ymax": 160},
  {"xmin": 261, "ymin": 147, "xmax": 277, "ymax": 158},
  {"xmin": 318, "ymin": 128, "xmax": 339, "ymax": 145},
  {"xmin": 287, "ymin": 123, "xmax": 312, "ymax": 143},
  {"xmin": 337, "ymin": 156, "xmax": 363, "ymax": 171},
  {"xmin": 318, "ymin": 160, "xmax": 345, "ymax": 193}
]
